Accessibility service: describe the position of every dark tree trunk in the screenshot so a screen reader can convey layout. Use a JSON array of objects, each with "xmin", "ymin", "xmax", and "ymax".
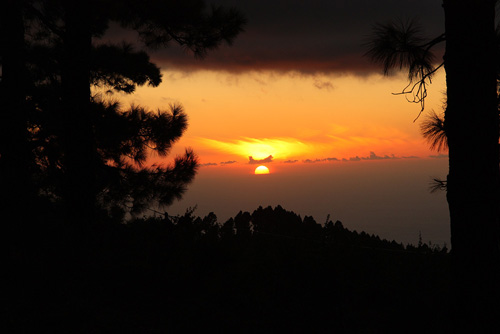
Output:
[
  {"xmin": 61, "ymin": 3, "xmax": 96, "ymax": 229},
  {"xmin": 0, "ymin": 2, "xmax": 33, "ymax": 227},
  {"xmin": 443, "ymin": 0, "xmax": 500, "ymax": 331}
]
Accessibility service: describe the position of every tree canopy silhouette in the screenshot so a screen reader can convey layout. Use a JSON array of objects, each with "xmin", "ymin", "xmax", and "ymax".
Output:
[
  {"xmin": 0, "ymin": 0, "xmax": 245, "ymax": 224},
  {"xmin": 7, "ymin": 204, "xmax": 450, "ymax": 332}
]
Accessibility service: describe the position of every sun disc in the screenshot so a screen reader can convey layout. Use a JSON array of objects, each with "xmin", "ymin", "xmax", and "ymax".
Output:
[{"xmin": 255, "ymin": 165, "xmax": 270, "ymax": 175}]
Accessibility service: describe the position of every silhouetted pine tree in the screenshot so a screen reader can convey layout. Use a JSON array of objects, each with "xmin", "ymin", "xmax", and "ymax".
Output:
[
  {"xmin": 9, "ymin": 0, "xmax": 245, "ymax": 224},
  {"xmin": 367, "ymin": 1, "xmax": 500, "ymax": 330}
]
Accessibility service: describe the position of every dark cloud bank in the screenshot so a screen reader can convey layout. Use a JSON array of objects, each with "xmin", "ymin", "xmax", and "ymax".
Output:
[{"xmin": 144, "ymin": 0, "xmax": 444, "ymax": 74}]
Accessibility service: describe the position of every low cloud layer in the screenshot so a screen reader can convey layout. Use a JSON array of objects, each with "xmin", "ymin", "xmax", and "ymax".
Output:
[
  {"xmin": 200, "ymin": 162, "xmax": 218, "ymax": 167},
  {"xmin": 429, "ymin": 153, "xmax": 448, "ymax": 159},
  {"xmin": 303, "ymin": 152, "xmax": 421, "ymax": 164},
  {"xmin": 221, "ymin": 160, "xmax": 238, "ymax": 165},
  {"xmin": 362, "ymin": 152, "xmax": 395, "ymax": 160},
  {"xmin": 303, "ymin": 157, "xmax": 340, "ymax": 163},
  {"xmin": 202, "ymin": 151, "xmax": 424, "ymax": 168},
  {"xmin": 344, "ymin": 151, "xmax": 419, "ymax": 162}
]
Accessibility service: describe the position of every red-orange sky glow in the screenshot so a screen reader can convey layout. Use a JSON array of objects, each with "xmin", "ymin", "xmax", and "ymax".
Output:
[{"xmin": 121, "ymin": 70, "xmax": 446, "ymax": 170}]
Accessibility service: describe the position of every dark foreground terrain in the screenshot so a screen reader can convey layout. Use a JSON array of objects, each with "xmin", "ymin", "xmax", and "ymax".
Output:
[{"xmin": 7, "ymin": 205, "xmax": 450, "ymax": 333}]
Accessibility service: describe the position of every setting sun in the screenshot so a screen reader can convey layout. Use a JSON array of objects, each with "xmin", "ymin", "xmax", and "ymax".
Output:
[{"xmin": 255, "ymin": 165, "xmax": 270, "ymax": 175}]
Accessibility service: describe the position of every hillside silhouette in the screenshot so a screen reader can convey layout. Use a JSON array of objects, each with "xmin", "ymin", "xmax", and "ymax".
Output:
[{"xmin": 8, "ymin": 205, "xmax": 450, "ymax": 333}]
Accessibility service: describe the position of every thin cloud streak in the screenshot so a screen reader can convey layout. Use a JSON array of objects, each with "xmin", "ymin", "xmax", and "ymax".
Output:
[
  {"xmin": 200, "ymin": 162, "xmax": 218, "ymax": 167},
  {"xmin": 221, "ymin": 160, "xmax": 238, "ymax": 165},
  {"xmin": 303, "ymin": 152, "xmax": 421, "ymax": 164},
  {"xmin": 303, "ymin": 157, "xmax": 340, "ymax": 164},
  {"xmin": 313, "ymin": 79, "xmax": 334, "ymax": 91}
]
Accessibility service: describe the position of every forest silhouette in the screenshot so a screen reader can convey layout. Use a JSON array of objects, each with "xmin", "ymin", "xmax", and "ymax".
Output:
[
  {"xmin": 2, "ymin": 0, "xmax": 498, "ymax": 332},
  {"xmin": 8, "ymin": 205, "xmax": 451, "ymax": 332}
]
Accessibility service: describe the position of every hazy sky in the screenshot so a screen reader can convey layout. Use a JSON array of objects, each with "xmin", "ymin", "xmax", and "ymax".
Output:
[{"xmin": 109, "ymin": 0, "xmax": 450, "ymax": 245}]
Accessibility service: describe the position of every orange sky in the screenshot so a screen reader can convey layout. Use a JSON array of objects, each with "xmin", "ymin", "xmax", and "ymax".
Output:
[
  {"xmin": 108, "ymin": 68, "xmax": 450, "ymax": 245},
  {"xmin": 118, "ymin": 69, "xmax": 447, "ymax": 173}
]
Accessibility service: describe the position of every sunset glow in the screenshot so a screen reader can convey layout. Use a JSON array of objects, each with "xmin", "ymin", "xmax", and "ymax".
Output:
[
  {"xmin": 135, "ymin": 67, "xmax": 449, "ymax": 246},
  {"xmin": 199, "ymin": 137, "xmax": 316, "ymax": 160},
  {"xmin": 124, "ymin": 70, "xmax": 446, "ymax": 167}
]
